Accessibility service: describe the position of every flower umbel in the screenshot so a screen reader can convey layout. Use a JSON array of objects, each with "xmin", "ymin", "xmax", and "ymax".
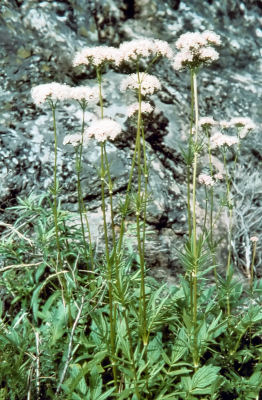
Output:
[
  {"xmin": 173, "ymin": 30, "xmax": 221, "ymax": 71},
  {"xmin": 31, "ymin": 82, "xmax": 71, "ymax": 106},
  {"xmin": 73, "ymin": 46, "xmax": 120, "ymax": 68},
  {"xmin": 210, "ymin": 132, "xmax": 239, "ymax": 149},
  {"xmin": 68, "ymin": 86, "xmax": 99, "ymax": 103},
  {"xmin": 118, "ymin": 39, "xmax": 173, "ymax": 65},
  {"xmin": 85, "ymin": 119, "xmax": 121, "ymax": 142},
  {"xmin": 120, "ymin": 73, "xmax": 161, "ymax": 96},
  {"xmin": 199, "ymin": 116, "xmax": 217, "ymax": 128},
  {"xmin": 229, "ymin": 117, "xmax": 255, "ymax": 138},
  {"xmin": 127, "ymin": 102, "xmax": 153, "ymax": 117},
  {"xmin": 198, "ymin": 173, "xmax": 215, "ymax": 186},
  {"xmin": 63, "ymin": 134, "xmax": 82, "ymax": 147}
]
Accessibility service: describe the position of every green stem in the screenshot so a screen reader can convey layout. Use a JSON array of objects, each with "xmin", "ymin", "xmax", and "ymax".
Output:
[
  {"xmin": 141, "ymin": 121, "xmax": 148, "ymax": 261},
  {"xmin": 207, "ymin": 135, "xmax": 214, "ymax": 245},
  {"xmin": 50, "ymin": 102, "xmax": 72, "ymax": 324},
  {"xmin": 207, "ymin": 135, "xmax": 217, "ymax": 282},
  {"xmin": 136, "ymin": 87, "xmax": 147, "ymax": 345},
  {"xmin": 100, "ymin": 142, "xmax": 117, "ymax": 387},
  {"xmin": 103, "ymin": 144, "xmax": 116, "ymax": 250},
  {"xmin": 77, "ymin": 105, "xmax": 94, "ymax": 270},
  {"xmin": 97, "ymin": 67, "xmax": 104, "ymax": 119},
  {"xmin": 51, "ymin": 103, "xmax": 61, "ymax": 264},
  {"xmin": 123, "ymin": 308, "xmax": 141, "ymax": 399},
  {"xmin": 117, "ymin": 133, "xmax": 139, "ymax": 253},
  {"xmin": 187, "ymin": 69, "xmax": 195, "ymax": 237},
  {"xmin": 203, "ymin": 186, "xmax": 208, "ymax": 234},
  {"xmin": 191, "ymin": 69, "xmax": 199, "ymax": 370},
  {"xmin": 222, "ymin": 150, "xmax": 233, "ymax": 278},
  {"xmin": 250, "ymin": 241, "xmax": 257, "ymax": 293},
  {"xmin": 97, "ymin": 68, "xmax": 117, "ymax": 389}
]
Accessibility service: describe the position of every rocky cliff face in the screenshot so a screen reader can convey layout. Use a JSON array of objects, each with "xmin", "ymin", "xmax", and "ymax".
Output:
[{"xmin": 1, "ymin": 0, "xmax": 261, "ymax": 278}]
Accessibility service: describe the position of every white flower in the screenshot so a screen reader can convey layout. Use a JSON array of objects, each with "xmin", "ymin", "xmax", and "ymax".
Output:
[
  {"xmin": 85, "ymin": 119, "xmax": 121, "ymax": 142},
  {"xmin": 198, "ymin": 173, "xmax": 215, "ymax": 186},
  {"xmin": 175, "ymin": 32, "xmax": 207, "ymax": 50},
  {"xmin": 202, "ymin": 31, "xmax": 221, "ymax": 46},
  {"xmin": 210, "ymin": 132, "xmax": 239, "ymax": 148},
  {"xmin": 219, "ymin": 120, "xmax": 231, "ymax": 129},
  {"xmin": 63, "ymin": 134, "xmax": 82, "ymax": 147},
  {"xmin": 120, "ymin": 73, "xmax": 161, "ymax": 95},
  {"xmin": 153, "ymin": 39, "xmax": 174, "ymax": 59},
  {"xmin": 31, "ymin": 82, "xmax": 71, "ymax": 106},
  {"xmin": 68, "ymin": 86, "xmax": 99, "ymax": 102},
  {"xmin": 229, "ymin": 117, "xmax": 256, "ymax": 138},
  {"xmin": 73, "ymin": 46, "xmax": 119, "ymax": 67},
  {"xmin": 198, "ymin": 47, "xmax": 219, "ymax": 62},
  {"xmin": 118, "ymin": 39, "xmax": 173, "ymax": 64},
  {"xmin": 199, "ymin": 116, "xmax": 217, "ymax": 128},
  {"xmin": 214, "ymin": 172, "xmax": 223, "ymax": 180},
  {"xmin": 172, "ymin": 49, "xmax": 193, "ymax": 70},
  {"xmin": 173, "ymin": 30, "xmax": 221, "ymax": 70},
  {"xmin": 250, "ymin": 236, "xmax": 259, "ymax": 243},
  {"xmin": 127, "ymin": 102, "xmax": 153, "ymax": 117}
]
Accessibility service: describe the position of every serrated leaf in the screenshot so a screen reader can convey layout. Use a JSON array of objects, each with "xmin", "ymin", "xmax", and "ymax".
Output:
[{"xmin": 192, "ymin": 365, "xmax": 220, "ymax": 389}]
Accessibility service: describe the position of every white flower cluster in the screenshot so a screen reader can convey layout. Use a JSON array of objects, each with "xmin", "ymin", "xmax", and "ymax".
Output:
[
  {"xmin": 214, "ymin": 172, "xmax": 223, "ymax": 181},
  {"xmin": 31, "ymin": 82, "xmax": 71, "ymax": 106},
  {"xmin": 173, "ymin": 30, "xmax": 221, "ymax": 70},
  {"xmin": 199, "ymin": 116, "xmax": 217, "ymax": 128},
  {"xmin": 219, "ymin": 120, "xmax": 231, "ymax": 129},
  {"xmin": 229, "ymin": 117, "xmax": 255, "ymax": 138},
  {"xmin": 219, "ymin": 117, "xmax": 255, "ymax": 138},
  {"xmin": 127, "ymin": 101, "xmax": 153, "ymax": 117},
  {"xmin": 85, "ymin": 119, "xmax": 121, "ymax": 142},
  {"xmin": 31, "ymin": 83, "xmax": 99, "ymax": 106},
  {"xmin": 120, "ymin": 73, "xmax": 161, "ymax": 96},
  {"xmin": 198, "ymin": 173, "xmax": 215, "ymax": 186},
  {"xmin": 118, "ymin": 39, "xmax": 173, "ymax": 64},
  {"xmin": 229, "ymin": 117, "xmax": 255, "ymax": 129},
  {"xmin": 250, "ymin": 236, "xmax": 259, "ymax": 243},
  {"xmin": 63, "ymin": 134, "xmax": 82, "ymax": 147},
  {"xmin": 210, "ymin": 132, "xmax": 239, "ymax": 149},
  {"xmin": 69, "ymin": 86, "xmax": 99, "ymax": 102},
  {"xmin": 73, "ymin": 46, "xmax": 119, "ymax": 67}
]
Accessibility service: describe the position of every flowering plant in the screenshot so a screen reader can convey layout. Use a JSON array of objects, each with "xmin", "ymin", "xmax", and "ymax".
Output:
[{"xmin": 0, "ymin": 31, "xmax": 261, "ymax": 400}]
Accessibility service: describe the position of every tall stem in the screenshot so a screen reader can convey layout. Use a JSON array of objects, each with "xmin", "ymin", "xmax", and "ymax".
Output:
[
  {"xmin": 136, "ymin": 74, "xmax": 147, "ymax": 347},
  {"xmin": 186, "ymin": 69, "xmax": 195, "ymax": 237},
  {"xmin": 103, "ymin": 144, "xmax": 116, "ymax": 250},
  {"xmin": 222, "ymin": 150, "xmax": 233, "ymax": 277},
  {"xmin": 117, "ymin": 133, "xmax": 139, "ymax": 253},
  {"xmin": 50, "ymin": 103, "xmax": 73, "ymax": 324},
  {"xmin": 250, "ymin": 241, "xmax": 257, "ymax": 293},
  {"xmin": 51, "ymin": 104, "xmax": 61, "ymax": 264},
  {"xmin": 76, "ymin": 105, "xmax": 94, "ymax": 270},
  {"xmin": 191, "ymin": 69, "xmax": 199, "ymax": 370},
  {"xmin": 76, "ymin": 109, "xmax": 88, "ymax": 259},
  {"xmin": 97, "ymin": 67, "xmax": 117, "ymax": 389},
  {"xmin": 141, "ymin": 122, "xmax": 148, "ymax": 257},
  {"xmin": 207, "ymin": 136, "xmax": 217, "ymax": 282}
]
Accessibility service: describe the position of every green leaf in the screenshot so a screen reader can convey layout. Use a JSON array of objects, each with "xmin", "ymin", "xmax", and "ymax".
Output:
[
  {"xmin": 163, "ymin": 367, "xmax": 192, "ymax": 377},
  {"xmin": 30, "ymin": 284, "xmax": 42, "ymax": 321},
  {"xmin": 171, "ymin": 328, "xmax": 188, "ymax": 364},
  {"xmin": 96, "ymin": 386, "xmax": 116, "ymax": 400},
  {"xmin": 192, "ymin": 365, "xmax": 220, "ymax": 389},
  {"xmin": 35, "ymin": 263, "xmax": 46, "ymax": 282}
]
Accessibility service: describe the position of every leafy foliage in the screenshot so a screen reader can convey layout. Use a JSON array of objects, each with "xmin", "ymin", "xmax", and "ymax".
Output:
[{"xmin": 0, "ymin": 194, "xmax": 261, "ymax": 399}]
